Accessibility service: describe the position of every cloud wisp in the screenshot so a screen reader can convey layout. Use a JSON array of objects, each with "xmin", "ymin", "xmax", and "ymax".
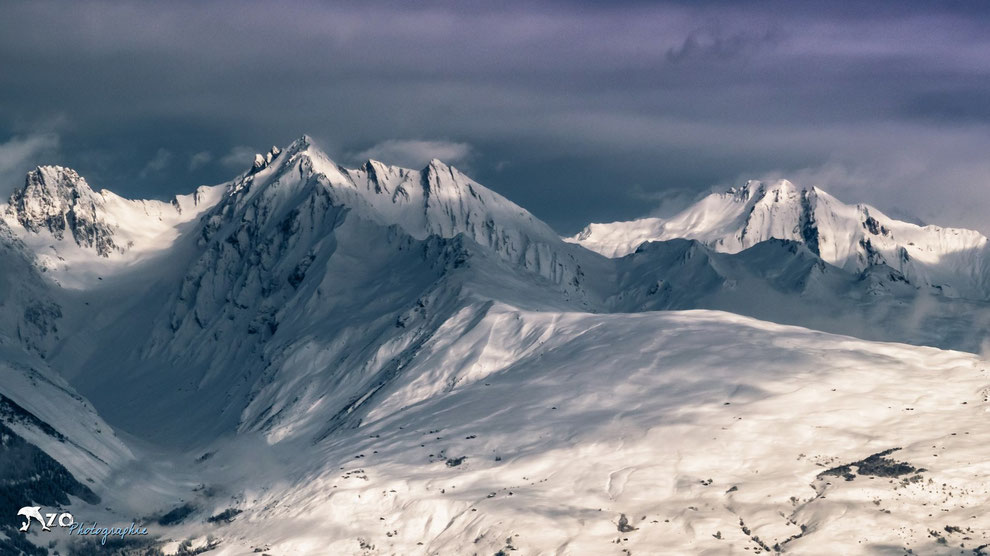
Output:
[
  {"xmin": 0, "ymin": 132, "xmax": 60, "ymax": 197},
  {"xmin": 188, "ymin": 151, "xmax": 213, "ymax": 171},
  {"xmin": 138, "ymin": 148, "xmax": 173, "ymax": 180}
]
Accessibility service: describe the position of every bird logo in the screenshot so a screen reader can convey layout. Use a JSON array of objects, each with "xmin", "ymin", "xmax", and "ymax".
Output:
[{"xmin": 17, "ymin": 506, "xmax": 50, "ymax": 532}]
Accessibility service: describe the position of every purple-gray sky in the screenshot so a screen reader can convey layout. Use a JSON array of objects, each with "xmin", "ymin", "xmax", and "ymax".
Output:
[{"xmin": 3, "ymin": 1, "xmax": 990, "ymax": 233}]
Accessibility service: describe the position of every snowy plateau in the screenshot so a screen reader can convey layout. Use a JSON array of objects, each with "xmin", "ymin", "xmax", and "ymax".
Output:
[{"xmin": 2, "ymin": 136, "xmax": 990, "ymax": 555}]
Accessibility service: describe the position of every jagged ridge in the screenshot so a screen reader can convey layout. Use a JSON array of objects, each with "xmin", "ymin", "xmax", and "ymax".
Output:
[{"xmin": 568, "ymin": 179, "xmax": 990, "ymax": 298}]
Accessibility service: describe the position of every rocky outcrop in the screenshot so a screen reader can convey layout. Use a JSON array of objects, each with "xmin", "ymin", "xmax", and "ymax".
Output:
[{"xmin": 6, "ymin": 166, "xmax": 119, "ymax": 256}]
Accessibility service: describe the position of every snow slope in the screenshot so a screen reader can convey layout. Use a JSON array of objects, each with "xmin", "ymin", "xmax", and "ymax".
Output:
[
  {"xmin": 223, "ymin": 138, "xmax": 590, "ymax": 294},
  {"xmin": 3, "ymin": 138, "xmax": 990, "ymax": 555},
  {"xmin": 608, "ymin": 238, "xmax": 990, "ymax": 353},
  {"xmin": 156, "ymin": 306, "xmax": 990, "ymax": 555},
  {"xmin": 1, "ymin": 165, "xmax": 223, "ymax": 288},
  {"xmin": 0, "ymin": 228, "xmax": 134, "ymax": 554},
  {"xmin": 31, "ymin": 138, "xmax": 597, "ymax": 450},
  {"xmin": 0, "ymin": 339, "xmax": 133, "ymax": 490},
  {"xmin": 569, "ymin": 180, "xmax": 990, "ymax": 299}
]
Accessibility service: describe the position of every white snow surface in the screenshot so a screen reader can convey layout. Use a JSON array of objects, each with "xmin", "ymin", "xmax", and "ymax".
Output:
[
  {"xmin": 568, "ymin": 179, "xmax": 990, "ymax": 298},
  {"xmin": 169, "ymin": 306, "xmax": 990, "ymax": 555},
  {"xmin": 0, "ymin": 338, "xmax": 134, "ymax": 485},
  {"xmin": 1, "ymin": 165, "xmax": 223, "ymax": 288},
  {"xmin": 2, "ymin": 138, "xmax": 990, "ymax": 554}
]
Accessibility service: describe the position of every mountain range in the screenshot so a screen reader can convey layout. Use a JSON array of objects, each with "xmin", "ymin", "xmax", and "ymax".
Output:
[{"xmin": 2, "ymin": 136, "xmax": 989, "ymax": 554}]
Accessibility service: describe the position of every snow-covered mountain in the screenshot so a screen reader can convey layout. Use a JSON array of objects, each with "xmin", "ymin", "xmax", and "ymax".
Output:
[
  {"xmin": 0, "ymin": 228, "xmax": 134, "ymax": 554},
  {"xmin": 3, "ymin": 137, "xmax": 990, "ymax": 555},
  {"xmin": 607, "ymin": 238, "xmax": 990, "ymax": 352},
  {"xmin": 569, "ymin": 179, "xmax": 990, "ymax": 298},
  {"xmin": 222, "ymin": 137, "xmax": 588, "ymax": 291},
  {"xmin": 1, "ymin": 165, "xmax": 223, "ymax": 288},
  {"xmin": 28, "ymin": 137, "xmax": 597, "ymax": 448},
  {"xmin": 185, "ymin": 307, "xmax": 990, "ymax": 555}
]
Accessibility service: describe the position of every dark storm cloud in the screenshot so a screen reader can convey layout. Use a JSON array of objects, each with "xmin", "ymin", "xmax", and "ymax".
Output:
[{"xmin": 2, "ymin": 1, "xmax": 990, "ymax": 233}]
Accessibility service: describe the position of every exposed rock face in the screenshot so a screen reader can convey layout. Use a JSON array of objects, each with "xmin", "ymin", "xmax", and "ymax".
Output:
[
  {"xmin": 250, "ymin": 145, "xmax": 282, "ymax": 175},
  {"xmin": 6, "ymin": 166, "xmax": 119, "ymax": 256}
]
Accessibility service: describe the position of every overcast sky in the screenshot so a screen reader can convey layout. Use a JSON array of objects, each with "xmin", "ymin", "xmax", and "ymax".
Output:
[{"xmin": 3, "ymin": 1, "xmax": 990, "ymax": 233}]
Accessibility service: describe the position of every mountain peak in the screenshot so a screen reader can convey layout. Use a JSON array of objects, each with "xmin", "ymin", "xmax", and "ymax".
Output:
[
  {"xmin": 568, "ymin": 178, "xmax": 990, "ymax": 297},
  {"xmin": 734, "ymin": 178, "xmax": 800, "ymax": 200},
  {"xmin": 2, "ymin": 164, "xmax": 224, "ymax": 279},
  {"xmin": 238, "ymin": 136, "xmax": 323, "ymax": 179},
  {"xmin": 21, "ymin": 165, "xmax": 96, "ymax": 197},
  {"xmin": 276, "ymin": 134, "xmax": 319, "ymax": 162},
  {"xmin": 205, "ymin": 136, "xmax": 583, "ymax": 295},
  {"xmin": 4, "ymin": 165, "xmax": 118, "ymax": 257},
  {"xmin": 422, "ymin": 157, "xmax": 457, "ymax": 185},
  {"xmin": 290, "ymin": 134, "xmax": 314, "ymax": 150},
  {"xmin": 250, "ymin": 145, "xmax": 284, "ymax": 174}
]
